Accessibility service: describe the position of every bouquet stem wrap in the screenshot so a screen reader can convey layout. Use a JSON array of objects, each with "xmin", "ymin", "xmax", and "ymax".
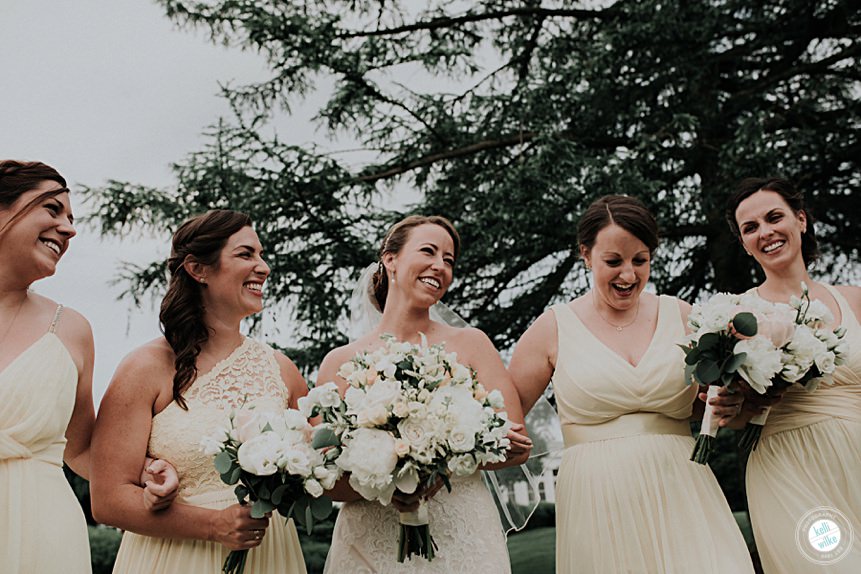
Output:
[
  {"xmin": 737, "ymin": 406, "xmax": 770, "ymax": 454},
  {"xmin": 397, "ymin": 500, "xmax": 436, "ymax": 562},
  {"xmin": 691, "ymin": 386, "xmax": 722, "ymax": 464}
]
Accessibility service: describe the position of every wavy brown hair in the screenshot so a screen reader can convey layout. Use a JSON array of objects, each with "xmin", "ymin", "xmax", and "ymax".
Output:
[
  {"xmin": 0, "ymin": 160, "xmax": 68, "ymax": 237},
  {"xmin": 371, "ymin": 215, "xmax": 460, "ymax": 311},
  {"xmin": 160, "ymin": 209, "xmax": 252, "ymax": 409}
]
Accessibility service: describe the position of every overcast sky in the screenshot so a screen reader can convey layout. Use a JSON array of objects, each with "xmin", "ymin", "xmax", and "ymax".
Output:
[{"xmin": 1, "ymin": 1, "xmax": 327, "ymax": 404}]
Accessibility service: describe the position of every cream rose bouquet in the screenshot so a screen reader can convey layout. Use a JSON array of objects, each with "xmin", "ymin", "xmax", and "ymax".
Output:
[
  {"xmin": 682, "ymin": 292, "xmax": 787, "ymax": 463},
  {"xmin": 736, "ymin": 282, "xmax": 848, "ymax": 453},
  {"xmin": 300, "ymin": 334, "xmax": 512, "ymax": 563},
  {"xmin": 201, "ymin": 404, "xmax": 341, "ymax": 574}
]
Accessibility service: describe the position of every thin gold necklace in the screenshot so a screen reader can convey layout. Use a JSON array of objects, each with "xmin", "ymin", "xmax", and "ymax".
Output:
[
  {"xmin": 0, "ymin": 295, "xmax": 27, "ymax": 347},
  {"xmin": 591, "ymin": 290, "xmax": 640, "ymax": 332}
]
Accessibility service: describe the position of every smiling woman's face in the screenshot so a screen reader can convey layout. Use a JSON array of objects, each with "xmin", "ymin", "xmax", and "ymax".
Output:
[
  {"xmin": 0, "ymin": 180, "xmax": 76, "ymax": 281},
  {"xmin": 734, "ymin": 189, "xmax": 807, "ymax": 272},
  {"xmin": 581, "ymin": 223, "xmax": 651, "ymax": 312},
  {"xmin": 384, "ymin": 223, "xmax": 456, "ymax": 309}
]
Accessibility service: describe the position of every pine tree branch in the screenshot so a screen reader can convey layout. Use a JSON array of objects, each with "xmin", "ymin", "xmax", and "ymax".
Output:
[{"xmin": 335, "ymin": 7, "xmax": 616, "ymax": 39}]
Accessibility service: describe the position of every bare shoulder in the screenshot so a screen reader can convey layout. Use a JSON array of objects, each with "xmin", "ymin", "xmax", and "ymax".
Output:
[
  {"xmin": 110, "ymin": 338, "xmax": 175, "ymax": 393},
  {"xmin": 322, "ymin": 342, "xmax": 360, "ymax": 367},
  {"xmin": 272, "ymin": 349, "xmax": 301, "ymax": 376},
  {"xmin": 318, "ymin": 342, "xmax": 360, "ymax": 382},
  {"xmin": 448, "ymin": 325, "xmax": 493, "ymax": 348},
  {"xmin": 53, "ymin": 304, "xmax": 92, "ymax": 339}
]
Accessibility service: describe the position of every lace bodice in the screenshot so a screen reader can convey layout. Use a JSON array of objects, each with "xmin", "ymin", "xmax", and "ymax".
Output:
[{"xmin": 148, "ymin": 338, "xmax": 290, "ymax": 499}]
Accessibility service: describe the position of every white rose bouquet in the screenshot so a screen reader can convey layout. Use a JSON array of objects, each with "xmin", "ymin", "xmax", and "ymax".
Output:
[
  {"xmin": 682, "ymin": 292, "xmax": 788, "ymax": 463},
  {"xmin": 201, "ymin": 403, "xmax": 342, "ymax": 574},
  {"xmin": 737, "ymin": 282, "xmax": 848, "ymax": 452},
  {"xmin": 299, "ymin": 334, "xmax": 512, "ymax": 563}
]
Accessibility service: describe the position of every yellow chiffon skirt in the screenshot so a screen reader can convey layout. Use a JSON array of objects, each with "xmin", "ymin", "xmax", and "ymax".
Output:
[
  {"xmin": 112, "ymin": 489, "xmax": 307, "ymax": 574},
  {"xmin": 747, "ymin": 418, "xmax": 861, "ymax": 573},
  {"xmin": 555, "ymin": 433, "xmax": 754, "ymax": 574},
  {"xmin": 0, "ymin": 457, "xmax": 90, "ymax": 573}
]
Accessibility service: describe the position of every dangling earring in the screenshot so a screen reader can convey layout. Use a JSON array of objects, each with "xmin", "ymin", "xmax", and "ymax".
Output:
[{"xmin": 390, "ymin": 270, "xmax": 397, "ymax": 284}]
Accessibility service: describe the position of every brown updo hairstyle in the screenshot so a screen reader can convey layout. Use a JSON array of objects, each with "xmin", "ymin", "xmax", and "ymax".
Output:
[
  {"xmin": 725, "ymin": 177, "xmax": 819, "ymax": 267},
  {"xmin": 371, "ymin": 215, "xmax": 461, "ymax": 311},
  {"xmin": 577, "ymin": 195, "xmax": 659, "ymax": 255},
  {"xmin": 0, "ymin": 160, "xmax": 69, "ymax": 237},
  {"xmin": 160, "ymin": 209, "xmax": 252, "ymax": 409}
]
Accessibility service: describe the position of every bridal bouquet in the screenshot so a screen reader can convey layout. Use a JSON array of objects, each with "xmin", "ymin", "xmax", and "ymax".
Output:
[
  {"xmin": 681, "ymin": 292, "xmax": 786, "ymax": 463},
  {"xmin": 201, "ymin": 404, "xmax": 341, "ymax": 574},
  {"xmin": 300, "ymin": 335, "xmax": 512, "ymax": 562},
  {"xmin": 735, "ymin": 283, "xmax": 847, "ymax": 453}
]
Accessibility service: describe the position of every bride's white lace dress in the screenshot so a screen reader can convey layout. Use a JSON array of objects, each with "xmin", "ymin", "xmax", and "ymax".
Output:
[{"xmin": 324, "ymin": 472, "xmax": 511, "ymax": 573}]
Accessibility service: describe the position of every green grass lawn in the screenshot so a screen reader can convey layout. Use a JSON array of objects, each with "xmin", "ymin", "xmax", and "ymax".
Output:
[{"xmin": 508, "ymin": 527, "xmax": 555, "ymax": 574}]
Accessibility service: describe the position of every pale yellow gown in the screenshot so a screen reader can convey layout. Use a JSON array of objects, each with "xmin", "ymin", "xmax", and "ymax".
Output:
[
  {"xmin": 111, "ymin": 337, "xmax": 307, "ymax": 574},
  {"xmin": 552, "ymin": 295, "xmax": 754, "ymax": 573},
  {"xmin": 746, "ymin": 285, "xmax": 861, "ymax": 572},
  {"xmin": 0, "ymin": 305, "xmax": 91, "ymax": 573}
]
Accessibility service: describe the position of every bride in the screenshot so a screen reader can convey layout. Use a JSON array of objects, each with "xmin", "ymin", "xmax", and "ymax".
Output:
[{"xmin": 321, "ymin": 215, "xmax": 531, "ymax": 573}]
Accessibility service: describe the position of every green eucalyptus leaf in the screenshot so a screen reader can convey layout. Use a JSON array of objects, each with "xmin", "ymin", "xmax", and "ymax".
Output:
[
  {"xmin": 695, "ymin": 359, "xmax": 721, "ymax": 385},
  {"xmin": 251, "ymin": 498, "xmax": 275, "ymax": 519},
  {"xmin": 732, "ymin": 312, "xmax": 758, "ymax": 337},
  {"xmin": 213, "ymin": 451, "xmax": 233, "ymax": 474},
  {"xmin": 312, "ymin": 427, "xmax": 340, "ymax": 449}
]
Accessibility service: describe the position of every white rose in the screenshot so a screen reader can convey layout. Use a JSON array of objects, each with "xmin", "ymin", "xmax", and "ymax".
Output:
[
  {"xmin": 814, "ymin": 351, "xmax": 836, "ymax": 375},
  {"xmin": 447, "ymin": 453, "xmax": 478, "ymax": 476},
  {"xmin": 279, "ymin": 447, "xmax": 312, "ymax": 476},
  {"xmin": 337, "ymin": 428, "xmax": 398, "ymax": 501},
  {"xmin": 448, "ymin": 427, "xmax": 477, "ymax": 453},
  {"xmin": 398, "ymin": 416, "xmax": 435, "ymax": 451},
  {"xmin": 313, "ymin": 466, "xmax": 339, "ymax": 489},
  {"xmin": 236, "ymin": 432, "xmax": 282, "ymax": 476},
  {"xmin": 304, "ymin": 478, "xmax": 324, "ymax": 498},
  {"xmin": 735, "ymin": 336, "xmax": 783, "ymax": 394}
]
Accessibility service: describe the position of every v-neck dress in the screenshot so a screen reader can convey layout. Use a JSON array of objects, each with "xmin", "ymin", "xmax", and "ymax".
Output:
[
  {"xmin": 551, "ymin": 295, "xmax": 753, "ymax": 573},
  {"xmin": 0, "ymin": 306, "xmax": 91, "ymax": 573},
  {"xmin": 110, "ymin": 338, "xmax": 306, "ymax": 574}
]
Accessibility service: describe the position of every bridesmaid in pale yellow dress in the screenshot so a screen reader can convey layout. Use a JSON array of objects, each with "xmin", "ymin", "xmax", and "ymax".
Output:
[
  {"xmin": 726, "ymin": 177, "xmax": 861, "ymax": 572},
  {"xmin": 0, "ymin": 160, "xmax": 175, "ymax": 574},
  {"xmin": 90, "ymin": 210, "xmax": 308, "ymax": 573},
  {"xmin": 509, "ymin": 195, "xmax": 754, "ymax": 573}
]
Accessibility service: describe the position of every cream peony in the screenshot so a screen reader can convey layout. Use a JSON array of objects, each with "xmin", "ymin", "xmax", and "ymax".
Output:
[{"xmin": 236, "ymin": 432, "xmax": 283, "ymax": 476}]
